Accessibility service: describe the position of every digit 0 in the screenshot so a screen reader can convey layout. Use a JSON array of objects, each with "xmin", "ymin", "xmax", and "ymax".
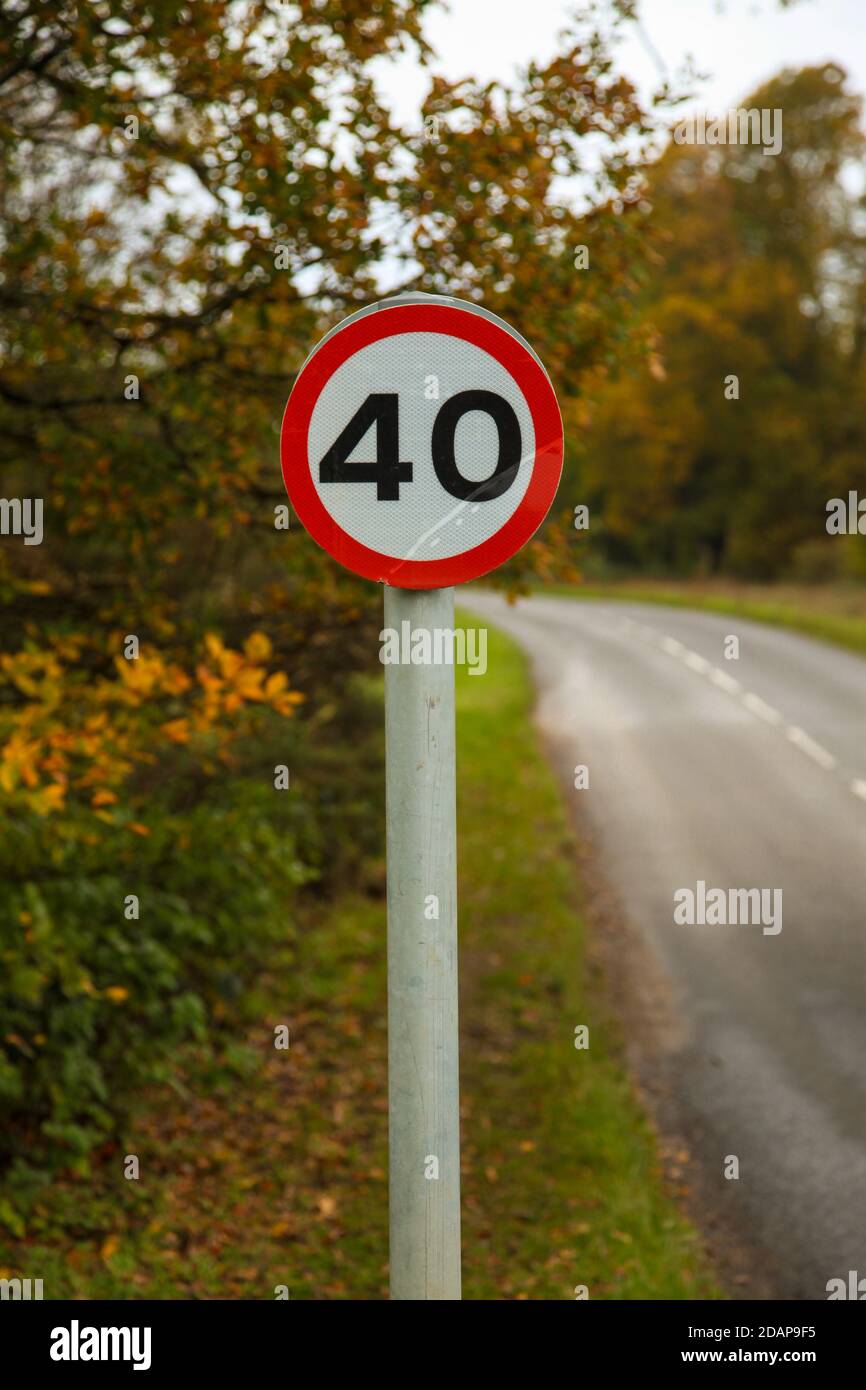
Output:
[{"xmin": 431, "ymin": 390, "xmax": 521, "ymax": 501}]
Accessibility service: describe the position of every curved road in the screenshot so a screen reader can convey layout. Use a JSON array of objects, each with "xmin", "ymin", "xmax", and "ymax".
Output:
[{"xmin": 464, "ymin": 591, "xmax": 866, "ymax": 1300}]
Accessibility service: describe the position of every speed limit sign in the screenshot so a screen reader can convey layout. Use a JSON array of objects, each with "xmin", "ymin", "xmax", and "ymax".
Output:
[
  {"xmin": 279, "ymin": 292, "xmax": 562, "ymax": 1302},
  {"xmin": 280, "ymin": 294, "xmax": 563, "ymax": 588}
]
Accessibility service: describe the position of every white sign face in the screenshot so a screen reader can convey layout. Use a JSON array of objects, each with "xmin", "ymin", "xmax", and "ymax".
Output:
[{"xmin": 281, "ymin": 297, "xmax": 563, "ymax": 588}]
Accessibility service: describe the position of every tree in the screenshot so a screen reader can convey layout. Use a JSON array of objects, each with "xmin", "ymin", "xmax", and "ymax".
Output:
[
  {"xmin": 578, "ymin": 64, "xmax": 866, "ymax": 579},
  {"xmin": 0, "ymin": 2, "xmax": 657, "ymax": 1194}
]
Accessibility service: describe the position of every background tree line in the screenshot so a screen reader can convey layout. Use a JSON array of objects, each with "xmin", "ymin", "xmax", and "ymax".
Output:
[{"xmin": 575, "ymin": 63, "xmax": 866, "ymax": 581}]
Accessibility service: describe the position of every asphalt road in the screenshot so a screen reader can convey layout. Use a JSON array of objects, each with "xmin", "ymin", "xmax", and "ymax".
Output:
[{"xmin": 463, "ymin": 591, "xmax": 866, "ymax": 1300}]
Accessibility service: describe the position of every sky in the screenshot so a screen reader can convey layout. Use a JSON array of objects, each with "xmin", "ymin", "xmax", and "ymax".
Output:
[{"xmin": 375, "ymin": 0, "xmax": 866, "ymax": 130}]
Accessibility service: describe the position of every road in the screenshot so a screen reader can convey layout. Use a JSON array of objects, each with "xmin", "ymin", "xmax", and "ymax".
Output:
[{"xmin": 463, "ymin": 591, "xmax": 866, "ymax": 1300}]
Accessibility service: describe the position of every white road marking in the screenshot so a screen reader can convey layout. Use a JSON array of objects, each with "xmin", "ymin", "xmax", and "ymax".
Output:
[
  {"xmin": 684, "ymin": 650, "xmax": 711, "ymax": 674},
  {"xmin": 647, "ymin": 625, "xmax": 866, "ymax": 806},
  {"xmin": 742, "ymin": 692, "xmax": 783, "ymax": 726},
  {"xmin": 785, "ymin": 725, "xmax": 838, "ymax": 771},
  {"xmin": 710, "ymin": 668, "xmax": 742, "ymax": 694}
]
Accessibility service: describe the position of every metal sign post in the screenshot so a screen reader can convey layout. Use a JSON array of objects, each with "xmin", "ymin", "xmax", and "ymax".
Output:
[
  {"xmin": 280, "ymin": 291, "xmax": 562, "ymax": 1300},
  {"xmin": 384, "ymin": 583, "xmax": 461, "ymax": 1300}
]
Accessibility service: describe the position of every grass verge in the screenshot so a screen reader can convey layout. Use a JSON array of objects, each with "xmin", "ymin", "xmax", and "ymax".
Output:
[
  {"xmin": 0, "ymin": 619, "xmax": 719, "ymax": 1299},
  {"xmin": 532, "ymin": 580, "xmax": 866, "ymax": 658}
]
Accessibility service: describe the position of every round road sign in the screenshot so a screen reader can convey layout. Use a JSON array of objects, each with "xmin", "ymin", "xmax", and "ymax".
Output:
[{"xmin": 280, "ymin": 295, "xmax": 563, "ymax": 588}]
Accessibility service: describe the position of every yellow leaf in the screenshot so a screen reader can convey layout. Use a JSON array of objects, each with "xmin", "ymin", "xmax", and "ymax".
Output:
[
  {"xmin": 105, "ymin": 987, "xmax": 129, "ymax": 1003},
  {"xmin": 217, "ymin": 649, "xmax": 243, "ymax": 680},
  {"xmin": 264, "ymin": 672, "xmax": 287, "ymax": 698},
  {"xmin": 21, "ymin": 761, "xmax": 40, "ymax": 790},
  {"xmin": 233, "ymin": 669, "xmax": 264, "ymax": 699},
  {"xmin": 273, "ymin": 691, "xmax": 304, "ymax": 715},
  {"xmin": 163, "ymin": 668, "xmax": 192, "ymax": 695},
  {"xmin": 161, "ymin": 719, "xmax": 190, "ymax": 744},
  {"xmin": 101, "ymin": 1234, "xmax": 120, "ymax": 1260},
  {"xmin": 244, "ymin": 631, "xmax": 272, "ymax": 662},
  {"xmin": 34, "ymin": 783, "xmax": 65, "ymax": 813}
]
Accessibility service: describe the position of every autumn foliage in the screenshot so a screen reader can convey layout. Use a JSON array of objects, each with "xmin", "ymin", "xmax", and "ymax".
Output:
[
  {"xmin": 576, "ymin": 65, "xmax": 866, "ymax": 579},
  {"xmin": 0, "ymin": 2, "xmax": 661, "ymax": 1215}
]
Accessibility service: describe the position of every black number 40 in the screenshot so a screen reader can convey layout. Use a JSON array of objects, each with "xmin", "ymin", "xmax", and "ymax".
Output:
[{"xmin": 318, "ymin": 390, "xmax": 521, "ymax": 502}]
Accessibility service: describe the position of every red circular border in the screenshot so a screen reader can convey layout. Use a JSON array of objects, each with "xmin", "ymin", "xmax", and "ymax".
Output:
[{"xmin": 280, "ymin": 303, "xmax": 563, "ymax": 588}]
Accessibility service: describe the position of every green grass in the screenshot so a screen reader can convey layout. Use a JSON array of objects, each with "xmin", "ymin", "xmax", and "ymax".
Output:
[
  {"xmin": 531, "ymin": 579, "xmax": 866, "ymax": 658},
  {"xmin": 0, "ymin": 618, "xmax": 720, "ymax": 1299}
]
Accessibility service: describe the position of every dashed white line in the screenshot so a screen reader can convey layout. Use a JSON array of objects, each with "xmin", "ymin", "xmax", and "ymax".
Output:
[
  {"xmin": 684, "ymin": 651, "xmax": 711, "ymax": 675},
  {"xmin": 710, "ymin": 668, "xmax": 742, "ymax": 695},
  {"xmin": 643, "ymin": 624, "xmax": 865, "ymax": 806},
  {"xmin": 785, "ymin": 725, "xmax": 838, "ymax": 771},
  {"xmin": 741, "ymin": 691, "xmax": 783, "ymax": 726}
]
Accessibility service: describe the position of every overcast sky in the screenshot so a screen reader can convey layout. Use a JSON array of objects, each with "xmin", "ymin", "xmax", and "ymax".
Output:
[{"xmin": 376, "ymin": 0, "xmax": 866, "ymax": 129}]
